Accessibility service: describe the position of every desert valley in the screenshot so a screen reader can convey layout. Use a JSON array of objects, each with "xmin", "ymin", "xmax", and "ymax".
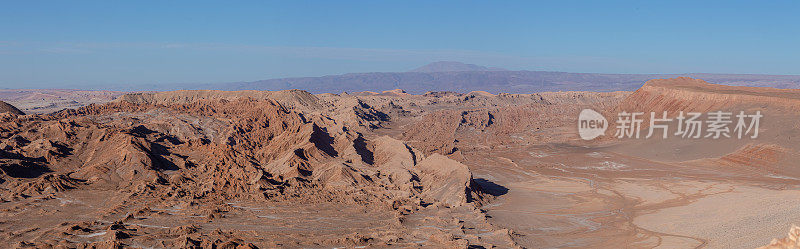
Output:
[
  {"xmin": 6, "ymin": 1, "xmax": 800, "ymax": 248},
  {"xmin": 0, "ymin": 77, "xmax": 799, "ymax": 248}
]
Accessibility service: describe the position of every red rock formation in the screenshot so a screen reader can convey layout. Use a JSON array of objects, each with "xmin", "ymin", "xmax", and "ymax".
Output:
[
  {"xmin": 0, "ymin": 95, "xmax": 484, "ymax": 208},
  {"xmin": 415, "ymin": 154, "xmax": 482, "ymax": 207},
  {"xmin": 618, "ymin": 77, "xmax": 800, "ymax": 114},
  {"xmin": 0, "ymin": 101, "xmax": 24, "ymax": 115}
]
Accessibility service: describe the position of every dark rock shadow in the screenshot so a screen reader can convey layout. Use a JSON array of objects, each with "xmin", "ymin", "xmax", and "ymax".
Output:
[
  {"xmin": 310, "ymin": 124, "xmax": 338, "ymax": 157},
  {"xmin": 130, "ymin": 125, "xmax": 183, "ymax": 145},
  {"xmin": 129, "ymin": 125, "xmax": 156, "ymax": 137},
  {"xmin": 0, "ymin": 161, "xmax": 50, "ymax": 178},
  {"xmin": 353, "ymin": 136, "xmax": 373, "ymax": 165},
  {"xmin": 473, "ymin": 178, "xmax": 509, "ymax": 196},
  {"xmin": 144, "ymin": 141, "xmax": 180, "ymax": 171}
]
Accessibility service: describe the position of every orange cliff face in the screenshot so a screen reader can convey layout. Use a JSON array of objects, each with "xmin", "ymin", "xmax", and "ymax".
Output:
[
  {"xmin": 599, "ymin": 77, "xmax": 800, "ymax": 178},
  {"xmin": 598, "ymin": 77, "xmax": 800, "ymax": 143},
  {"xmin": 618, "ymin": 77, "xmax": 800, "ymax": 114}
]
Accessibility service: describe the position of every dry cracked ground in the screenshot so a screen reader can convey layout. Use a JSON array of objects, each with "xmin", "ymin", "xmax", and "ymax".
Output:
[{"xmin": 2, "ymin": 77, "xmax": 800, "ymax": 248}]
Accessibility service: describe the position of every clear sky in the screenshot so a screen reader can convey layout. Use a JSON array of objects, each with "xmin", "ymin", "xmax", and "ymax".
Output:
[{"xmin": 1, "ymin": 0, "xmax": 799, "ymax": 89}]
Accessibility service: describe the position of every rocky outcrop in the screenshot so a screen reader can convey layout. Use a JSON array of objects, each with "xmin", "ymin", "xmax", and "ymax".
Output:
[
  {"xmin": 0, "ymin": 96, "xmax": 484, "ymax": 207},
  {"xmin": 415, "ymin": 154, "xmax": 482, "ymax": 207},
  {"xmin": 618, "ymin": 77, "xmax": 800, "ymax": 114},
  {"xmin": 401, "ymin": 91, "xmax": 628, "ymax": 154},
  {"xmin": 116, "ymin": 89, "xmax": 326, "ymax": 111},
  {"xmin": 0, "ymin": 88, "xmax": 553, "ymax": 248},
  {"xmin": 0, "ymin": 101, "xmax": 24, "ymax": 115},
  {"xmin": 327, "ymin": 98, "xmax": 390, "ymax": 130},
  {"xmin": 758, "ymin": 225, "xmax": 800, "ymax": 249}
]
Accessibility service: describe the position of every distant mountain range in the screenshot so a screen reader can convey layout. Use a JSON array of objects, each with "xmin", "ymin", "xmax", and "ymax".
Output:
[
  {"xmin": 7, "ymin": 61, "xmax": 800, "ymax": 113},
  {"xmin": 192, "ymin": 62, "xmax": 800, "ymax": 94},
  {"xmin": 77, "ymin": 61, "xmax": 800, "ymax": 94}
]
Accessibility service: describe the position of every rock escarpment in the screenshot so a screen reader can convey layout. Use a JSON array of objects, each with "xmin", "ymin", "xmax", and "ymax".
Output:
[
  {"xmin": 0, "ymin": 93, "xmax": 494, "ymax": 247},
  {"xmin": 1, "ymin": 97, "xmax": 480, "ymax": 203},
  {"xmin": 0, "ymin": 101, "xmax": 24, "ymax": 115},
  {"xmin": 618, "ymin": 77, "xmax": 800, "ymax": 114}
]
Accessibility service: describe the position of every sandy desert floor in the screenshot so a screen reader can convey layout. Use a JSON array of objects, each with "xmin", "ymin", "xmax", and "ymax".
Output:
[{"xmin": 461, "ymin": 144, "xmax": 800, "ymax": 248}]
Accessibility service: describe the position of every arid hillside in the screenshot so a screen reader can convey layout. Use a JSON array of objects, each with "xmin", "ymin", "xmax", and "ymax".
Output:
[
  {"xmin": 0, "ymin": 90, "xmax": 517, "ymax": 248},
  {"xmin": 4, "ymin": 78, "xmax": 800, "ymax": 248},
  {"xmin": 0, "ymin": 101, "xmax": 24, "ymax": 115}
]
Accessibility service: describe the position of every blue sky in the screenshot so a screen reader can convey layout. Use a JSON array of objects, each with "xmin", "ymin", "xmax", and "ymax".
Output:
[{"xmin": 1, "ymin": 0, "xmax": 799, "ymax": 89}]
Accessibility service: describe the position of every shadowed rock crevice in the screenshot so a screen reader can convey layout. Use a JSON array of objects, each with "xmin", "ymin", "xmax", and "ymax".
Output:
[
  {"xmin": 352, "ymin": 136, "xmax": 373, "ymax": 165},
  {"xmin": 0, "ymin": 161, "xmax": 50, "ymax": 178},
  {"xmin": 472, "ymin": 178, "xmax": 508, "ymax": 197},
  {"xmin": 310, "ymin": 125, "xmax": 338, "ymax": 157}
]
